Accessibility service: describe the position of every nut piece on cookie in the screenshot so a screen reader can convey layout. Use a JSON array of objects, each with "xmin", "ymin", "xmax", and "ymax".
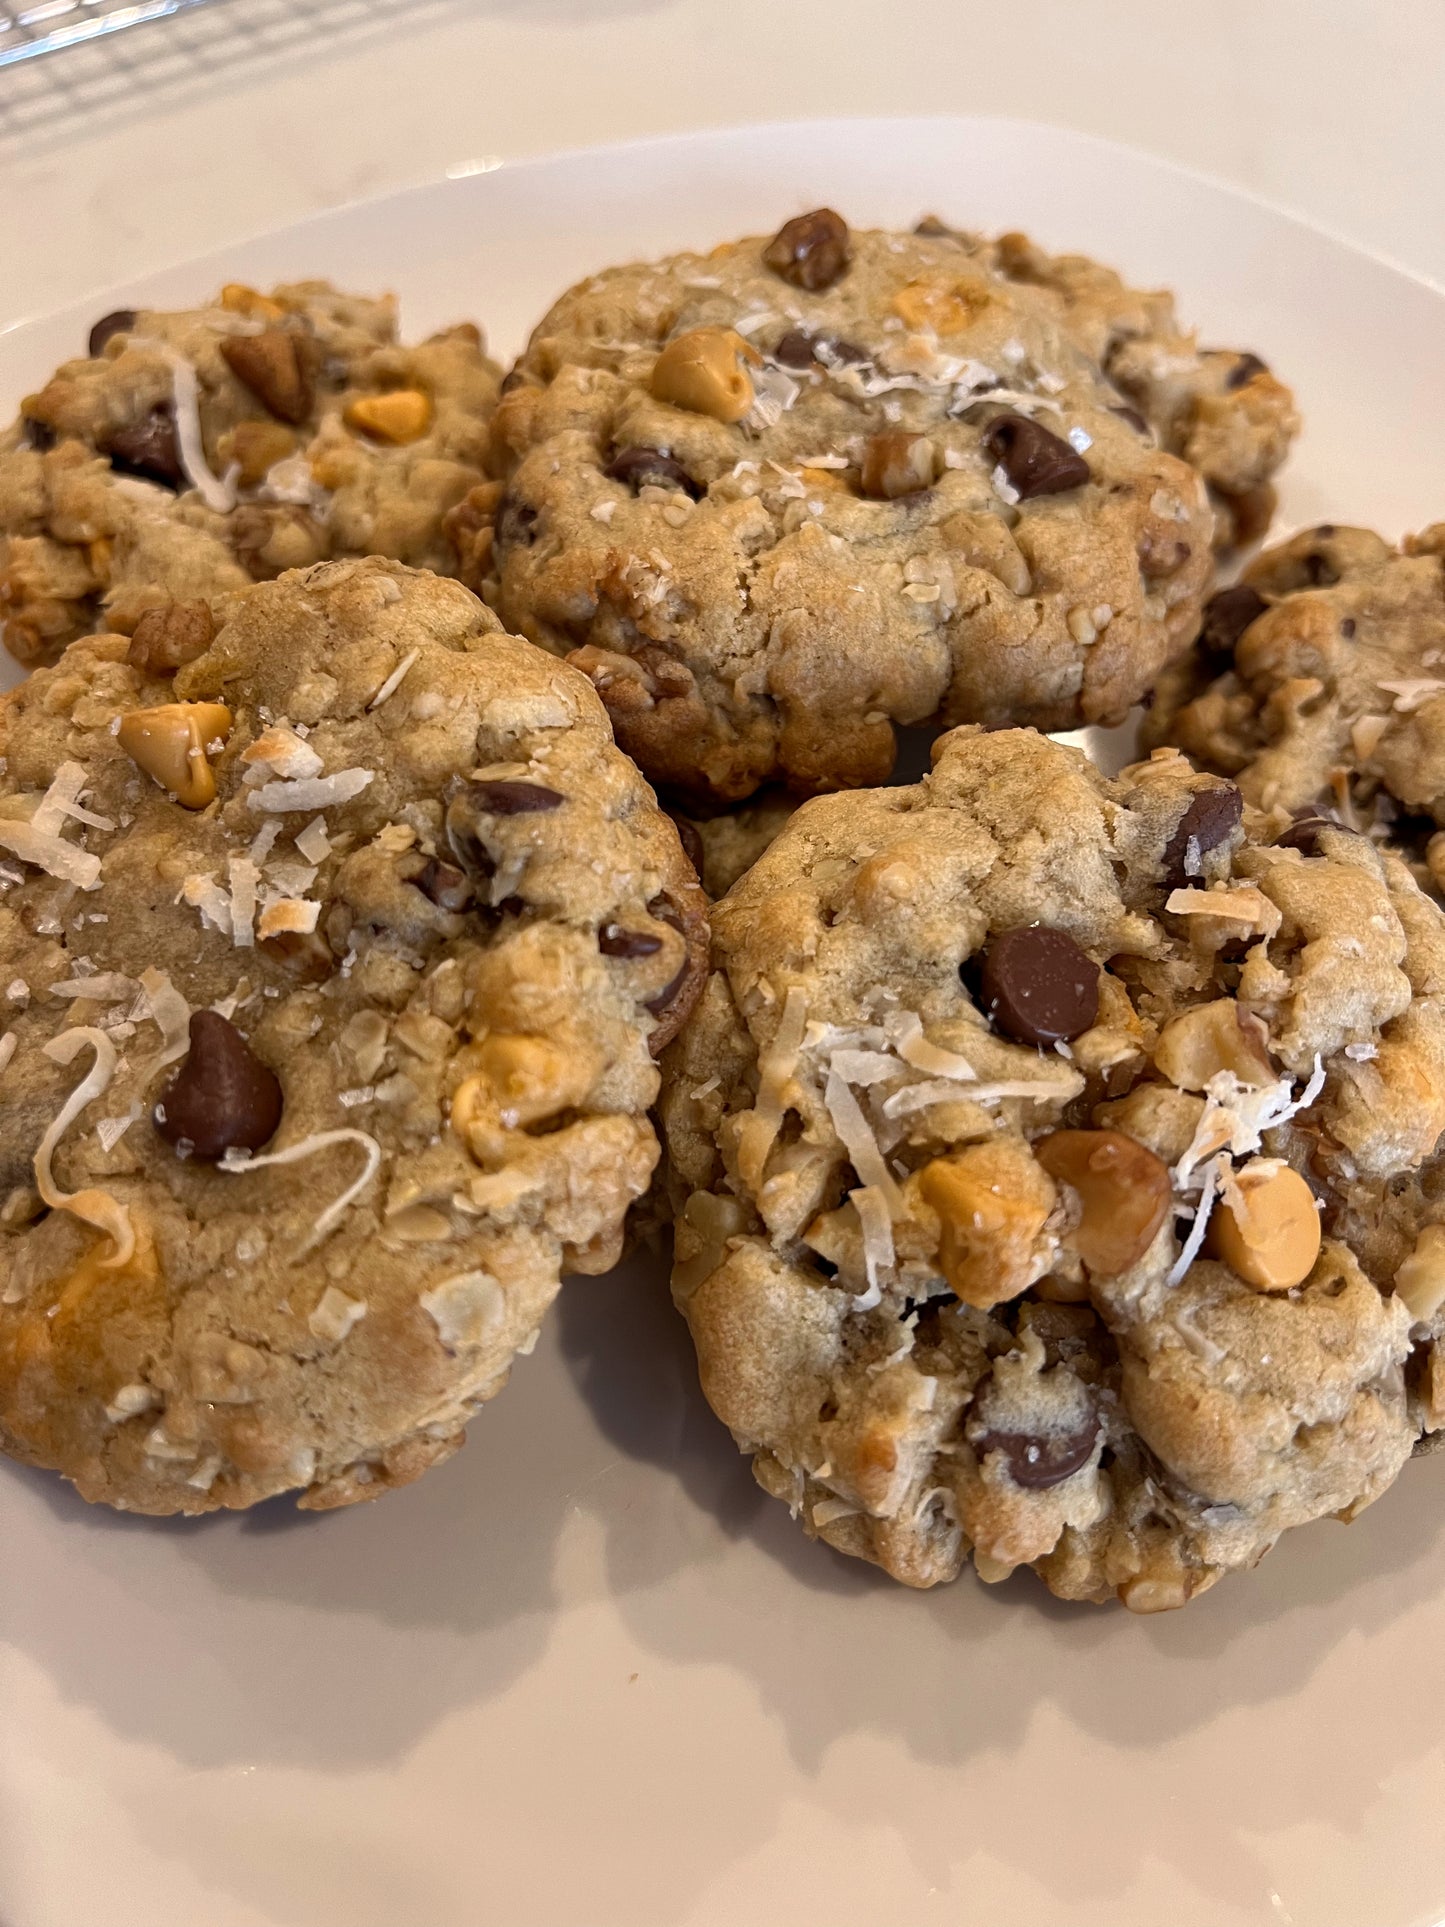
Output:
[
  {"xmin": 483, "ymin": 221, "xmax": 1272, "ymax": 804},
  {"xmin": 0, "ymin": 282, "xmax": 501, "ymax": 667},
  {"xmin": 658, "ymin": 725, "xmax": 1445, "ymax": 1608},
  {"xmin": 0, "ymin": 556, "xmax": 705, "ymax": 1516}
]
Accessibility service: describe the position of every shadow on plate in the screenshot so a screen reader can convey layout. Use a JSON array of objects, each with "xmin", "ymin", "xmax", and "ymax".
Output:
[{"xmin": 555, "ymin": 1249, "xmax": 1445, "ymax": 1923}]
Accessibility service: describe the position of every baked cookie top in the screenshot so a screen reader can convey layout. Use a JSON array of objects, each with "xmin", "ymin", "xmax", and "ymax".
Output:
[
  {"xmin": 0, "ymin": 281, "xmax": 500, "ymax": 665},
  {"xmin": 464, "ymin": 214, "xmax": 1243, "ymax": 804},
  {"xmin": 1144, "ymin": 523, "xmax": 1445, "ymax": 880},
  {"xmin": 659, "ymin": 726, "xmax": 1445, "ymax": 1607},
  {"xmin": 0, "ymin": 558, "xmax": 705, "ymax": 1514}
]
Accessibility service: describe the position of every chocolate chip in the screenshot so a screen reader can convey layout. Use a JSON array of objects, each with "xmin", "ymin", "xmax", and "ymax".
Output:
[
  {"xmin": 902, "ymin": 1287, "xmax": 960, "ymax": 1319},
  {"xmin": 465, "ymin": 779, "xmax": 565, "ymax": 815},
  {"xmin": 1199, "ymin": 584, "xmax": 1268, "ymax": 658},
  {"xmin": 154, "ymin": 1011, "xmax": 283, "ymax": 1160},
  {"xmin": 1341, "ymin": 618, "xmax": 1357, "ymax": 639},
  {"xmin": 599, "ymin": 924, "xmax": 664, "ymax": 958},
  {"xmin": 983, "ymin": 412, "xmax": 1090, "ymax": 500},
  {"xmin": 20, "ymin": 417, "xmax": 55, "ymax": 452},
  {"xmin": 1162, "ymin": 784, "xmax": 1244, "ymax": 885},
  {"xmin": 444, "ymin": 780, "xmax": 563, "ymax": 882},
  {"xmin": 972, "ymin": 1415, "xmax": 1101, "ymax": 1489},
  {"xmin": 976, "ymin": 926, "xmax": 1100, "ymax": 1046},
  {"xmin": 493, "ymin": 495, "xmax": 537, "ymax": 552},
  {"xmin": 644, "ymin": 896, "xmax": 690, "ymax": 1017},
  {"xmin": 1276, "ymin": 809, "xmax": 1354, "ymax": 857},
  {"xmin": 667, "ymin": 811, "xmax": 705, "ymax": 877},
  {"xmin": 1225, "ymin": 351, "xmax": 1269, "ymax": 391},
  {"xmin": 219, "ymin": 329, "xmax": 313, "ymax": 425},
  {"xmin": 604, "ymin": 446, "xmax": 701, "ymax": 498},
  {"xmin": 1302, "ymin": 550, "xmax": 1334, "ymax": 585},
  {"xmin": 1108, "ymin": 403, "xmax": 1151, "ymax": 436},
  {"xmin": 88, "ymin": 309, "xmax": 136, "ymax": 357},
  {"xmin": 762, "ymin": 208, "xmax": 852, "ymax": 291},
  {"xmin": 107, "ymin": 405, "xmax": 183, "ymax": 490},
  {"xmin": 410, "ymin": 858, "xmax": 473, "ymax": 912},
  {"xmin": 771, "ymin": 329, "xmax": 869, "ymax": 370}
]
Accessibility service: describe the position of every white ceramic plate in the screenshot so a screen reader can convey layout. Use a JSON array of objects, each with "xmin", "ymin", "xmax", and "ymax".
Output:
[{"xmin": 4, "ymin": 118, "xmax": 1445, "ymax": 1927}]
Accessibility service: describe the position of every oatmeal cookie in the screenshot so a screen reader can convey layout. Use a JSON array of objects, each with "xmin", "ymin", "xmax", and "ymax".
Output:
[
  {"xmin": 0, "ymin": 557, "xmax": 705, "ymax": 1513},
  {"xmin": 462, "ymin": 213, "xmax": 1246, "ymax": 804},
  {"xmin": 0, "ymin": 283, "xmax": 501, "ymax": 666},
  {"xmin": 1144, "ymin": 524, "xmax": 1445, "ymax": 884},
  {"xmin": 659, "ymin": 726, "xmax": 1445, "ymax": 1608}
]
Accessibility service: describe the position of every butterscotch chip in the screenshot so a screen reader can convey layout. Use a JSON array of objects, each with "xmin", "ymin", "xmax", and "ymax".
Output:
[
  {"xmin": 659, "ymin": 725, "xmax": 1445, "ymax": 1608},
  {"xmin": 0, "ymin": 557, "xmax": 705, "ymax": 1515}
]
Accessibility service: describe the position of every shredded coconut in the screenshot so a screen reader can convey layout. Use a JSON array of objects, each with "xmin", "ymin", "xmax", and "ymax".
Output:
[
  {"xmin": 34, "ymin": 1027, "xmax": 135, "ymax": 1266},
  {"xmin": 180, "ymin": 873, "xmax": 233, "ymax": 936},
  {"xmin": 886, "ymin": 1009, "xmax": 978, "ymax": 1080},
  {"xmin": 293, "ymin": 816, "xmax": 331, "ymax": 865},
  {"xmin": 367, "ymin": 649, "xmax": 420, "ymax": 711},
  {"xmin": 0, "ymin": 813, "xmax": 101, "ymax": 889},
  {"xmin": 736, "ymin": 984, "xmax": 809, "ymax": 1188},
  {"xmin": 247, "ymin": 769, "xmax": 374, "ymax": 814},
  {"xmin": 257, "ymin": 897, "xmax": 320, "ymax": 938},
  {"xmin": 162, "ymin": 348, "xmax": 238, "ymax": 512},
  {"xmin": 851, "ymin": 1184, "xmax": 895, "ymax": 1304},
  {"xmin": 0, "ymin": 1031, "xmax": 14, "ymax": 1076},
  {"xmin": 242, "ymin": 724, "xmax": 324, "ymax": 782},
  {"xmin": 136, "ymin": 967, "xmax": 192, "ymax": 1077},
  {"xmin": 882, "ymin": 1075, "xmax": 1076, "ymax": 1118},
  {"xmin": 227, "ymin": 854, "xmax": 259, "ymax": 947},
  {"xmin": 220, "ymin": 1127, "xmax": 381, "ymax": 1253},
  {"xmin": 49, "ymin": 972, "xmax": 136, "ymax": 1003},
  {"xmin": 1378, "ymin": 678, "xmax": 1445, "ymax": 713},
  {"xmin": 823, "ymin": 1070, "xmax": 904, "ymax": 1212},
  {"xmin": 1166, "ymin": 885, "xmax": 1282, "ymax": 936}
]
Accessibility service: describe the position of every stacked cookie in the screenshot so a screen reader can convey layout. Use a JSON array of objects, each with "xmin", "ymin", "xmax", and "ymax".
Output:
[{"xmin": 0, "ymin": 209, "xmax": 1440, "ymax": 1618}]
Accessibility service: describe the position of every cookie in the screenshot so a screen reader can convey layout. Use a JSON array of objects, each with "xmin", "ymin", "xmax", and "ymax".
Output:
[
  {"xmin": 0, "ymin": 557, "xmax": 706, "ymax": 1513},
  {"xmin": 659, "ymin": 726, "xmax": 1445, "ymax": 1608},
  {"xmin": 672, "ymin": 790, "xmax": 799, "ymax": 899},
  {"xmin": 458, "ymin": 212, "xmax": 1294, "ymax": 804},
  {"xmin": 1144, "ymin": 524, "xmax": 1445, "ymax": 883},
  {"xmin": 0, "ymin": 282, "xmax": 500, "ymax": 666}
]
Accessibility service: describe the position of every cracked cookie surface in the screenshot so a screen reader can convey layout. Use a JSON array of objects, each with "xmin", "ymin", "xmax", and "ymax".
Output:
[
  {"xmin": 1144, "ymin": 523, "xmax": 1445, "ymax": 886},
  {"xmin": 463, "ymin": 214, "xmax": 1294, "ymax": 805},
  {"xmin": 0, "ymin": 557, "xmax": 705, "ymax": 1513},
  {"xmin": 659, "ymin": 726, "xmax": 1445, "ymax": 1607},
  {"xmin": 0, "ymin": 282, "xmax": 500, "ymax": 667}
]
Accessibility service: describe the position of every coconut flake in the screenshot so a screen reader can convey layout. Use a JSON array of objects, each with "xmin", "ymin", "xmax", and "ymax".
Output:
[
  {"xmin": 828, "ymin": 1048, "xmax": 903, "ymax": 1087},
  {"xmin": 34, "ymin": 1027, "xmax": 135, "ymax": 1267},
  {"xmin": 1166, "ymin": 885, "xmax": 1282, "ymax": 936},
  {"xmin": 810, "ymin": 1496, "xmax": 859, "ymax": 1527},
  {"xmin": 180, "ymin": 873, "xmax": 233, "ymax": 936},
  {"xmin": 294, "ymin": 816, "xmax": 331, "ymax": 865},
  {"xmin": 823, "ymin": 1070, "xmax": 904, "ymax": 1212},
  {"xmin": 367, "ymin": 649, "xmax": 420, "ymax": 711},
  {"xmin": 96, "ymin": 1102, "xmax": 143, "ymax": 1153},
  {"xmin": 745, "ymin": 363, "xmax": 800, "ymax": 431},
  {"xmin": 242, "ymin": 724, "xmax": 324, "ymax": 782},
  {"xmin": 257, "ymin": 897, "xmax": 320, "ymax": 938},
  {"xmin": 0, "ymin": 1031, "xmax": 15, "ymax": 1076},
  {"xmin": 137, "ymin": 967, "xmax": 192, "ymax": 1076},
  {"xmin": 249, "ymin": 818, "xmax": 282, "ymax": 865},
  {"xmin": 220, "ymin": 1128, "xmax": 381, "ymax": 1253},
  {"xmin": 0, "ymin": 815, "xmax": 101, "ymax": 889},
  {"xmin": 737, "ymin": 985, "xmax": 809, "ymax": 1188},
  {"xmin": 882, "ymin": 1074, "xmax": 1077, "ymax": 1118},
  {"xmin": 247, "ymin": 769, "xmax": 374, "ymax": 814},
  {"xmin": 852, "ymin": 1184, "xmax": 895, "ymax": 1305},
  {"xmin": 49, "ymin": 972, "xmax": 137, "ymax": 1003},
  {"xmin": 162, "ymin": 349, "xmax": 237, "ymax": 512},
  {"xmin": 886, "ymin": 1010, "xmax": 978, "ymax": 1081},
  {"xmin": 1167, "ymin": 1154, "xmax": 1222, "ymax": 1286},
  {"xmin": 227, "ymin": 855, "xmax": 259, "ymax": 948}
]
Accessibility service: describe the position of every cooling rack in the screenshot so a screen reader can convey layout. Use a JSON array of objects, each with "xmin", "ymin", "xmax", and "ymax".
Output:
[{"xmin": 1, "ymin": 0, "xmax": 215, "ymax": 66}]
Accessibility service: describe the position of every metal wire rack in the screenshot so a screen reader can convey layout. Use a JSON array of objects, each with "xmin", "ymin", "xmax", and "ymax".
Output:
[
  {"xmin": 0, "ymin": 0, "xmax": 215, "ymax": 67},
  {"xmin": 0, "ymin": 0, "xmax": 439, "ymax": 140}
]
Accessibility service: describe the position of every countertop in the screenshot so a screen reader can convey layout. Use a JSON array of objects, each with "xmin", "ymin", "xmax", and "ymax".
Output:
[{"xmin": 1, "ymin": 0, "xmax": 1442, "ymax": 328}]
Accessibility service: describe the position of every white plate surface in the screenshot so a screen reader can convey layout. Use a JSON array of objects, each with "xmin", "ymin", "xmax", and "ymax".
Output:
[{"xmin": 4, "ymin": 118, "xmax": 1445, "ymax": 1927}]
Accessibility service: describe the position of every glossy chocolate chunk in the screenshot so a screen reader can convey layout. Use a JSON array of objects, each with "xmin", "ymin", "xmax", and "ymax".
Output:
[
  {"xmin": 1162, "ymin": 785, "xmax": 1243, "ymax": 885},
  {"xmin": 983, "ymin": 412, "xmax": 1091, "ymax": 500},
  {"xmin": 977, "ymin": 926, "xmax": 1099, "ymax": 1046},
  {"xmin": 154, "ymin": 1011, "xmax": 283, "ymax": 1159}
]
